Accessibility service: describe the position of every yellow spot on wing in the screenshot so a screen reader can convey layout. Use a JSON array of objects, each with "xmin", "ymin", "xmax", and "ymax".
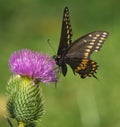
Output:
[
  {"xmin": 103, "ymin": 32, "xmax": 108, "ymax": 35},
  {"xmin": 87, "ymin": 45, "xmax": 93, "ymax": 48},
  {"xmin": 89, "ymin": 34, "xmax": 92, "ymax": 37},
  {"xmin": 101, "ymin": 37, "xmax": 105, "ymax": 40},
  {"xmin": 99, "ymin": 40, "xmax": 103, "ymax": 43},
  {"xmin": 96, "ymin": 34, "xmax": 100, "ymax": 37},
  {"xmin": 85, "ymin": 49, "xmax": 90, "ymax": 52}
]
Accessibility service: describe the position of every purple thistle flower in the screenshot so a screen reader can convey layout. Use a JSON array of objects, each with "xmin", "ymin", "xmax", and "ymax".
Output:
[{"xmin": 9, "ymin": 49, "xmax": 59, "ymax": 84}]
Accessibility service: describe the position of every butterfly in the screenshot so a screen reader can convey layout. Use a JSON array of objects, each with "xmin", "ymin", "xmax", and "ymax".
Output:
[{"xmin": 53, "ymin": 6, "xmax": 109, "ymax": 79}]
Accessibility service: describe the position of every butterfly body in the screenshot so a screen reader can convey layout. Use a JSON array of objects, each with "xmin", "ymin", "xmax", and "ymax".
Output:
[
  {"xmin": 54, "ymin": 7, "xmax": 109, "ymax": 78},
  {"xmin": 53, "ymin": 54, "xmax": 68, "ymax": 76}
]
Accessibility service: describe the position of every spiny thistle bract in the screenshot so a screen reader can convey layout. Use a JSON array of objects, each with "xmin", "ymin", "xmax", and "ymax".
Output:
[{"xmin": 7, "ymin": 75, "xmax": 44, "ymax": 127}]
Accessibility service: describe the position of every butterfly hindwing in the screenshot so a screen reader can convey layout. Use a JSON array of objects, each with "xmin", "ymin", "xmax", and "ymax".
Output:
[
  {"xmin": 74, "ymin": 59, "xmax": 98, "ymax": 79},
  {"xmin": 65, "ymin": 58, "xmax": 98, "ymax": 78}
]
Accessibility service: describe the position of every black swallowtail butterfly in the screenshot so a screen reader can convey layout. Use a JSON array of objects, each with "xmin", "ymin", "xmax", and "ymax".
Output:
[{"xmin": 53, "ymin": 7, "xmax": 109, "ymax": 79}]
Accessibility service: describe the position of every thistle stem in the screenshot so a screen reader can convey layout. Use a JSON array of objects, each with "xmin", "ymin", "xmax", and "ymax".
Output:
[{"xmin": 18, "ymin": 122, "xmax": 25, "ymax": 127}]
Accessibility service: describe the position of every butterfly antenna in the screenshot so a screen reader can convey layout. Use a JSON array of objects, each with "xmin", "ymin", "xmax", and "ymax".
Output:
[{"xmin": 47, "ymin": 39, "xmax": 56, "ymax": 54}]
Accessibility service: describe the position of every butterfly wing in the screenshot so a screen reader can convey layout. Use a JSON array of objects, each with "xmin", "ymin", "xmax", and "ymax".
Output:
[
  {"xmin": 65, "ymin": 58, "xmax": 98, "ymax": 78},
  {"xmin": 64, "ymin": 31, "xmax": 109, "ymax": 78},
  {"xmin": 55, "ymin": 7, "xmax": 109, "ymax": 78},
  {"xmin": 65, "ymin": 31, "xmax": 109, "ymax": 58},
  {"xmin": 57, "ymin": 6, "xmax": 73, "ymax": 56},
  {"xmin": 55, "ymin": 7, "xmax": 73, "ymax": 76}
]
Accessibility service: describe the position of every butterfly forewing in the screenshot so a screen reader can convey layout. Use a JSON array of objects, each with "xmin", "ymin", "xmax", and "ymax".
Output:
[
  {"xmin": 65, "ymin": 31, "xmax": 109, "ymax": 59},
  {"xmin": 57, "ymin": 6, "xmax": 73, "ymax": 56}
]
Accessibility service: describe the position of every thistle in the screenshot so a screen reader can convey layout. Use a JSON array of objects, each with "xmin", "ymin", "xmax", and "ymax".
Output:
[
  {"xmin": 6, "ymin": 49, "xmax": 59, "ymax": 127},
  {"xmin": 9, "ymin": 49, "xmax": 58, "ymax": 84}
]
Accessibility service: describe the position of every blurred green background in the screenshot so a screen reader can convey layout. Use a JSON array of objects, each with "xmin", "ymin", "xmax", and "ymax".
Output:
[{"xmin": 0, "ymin": 0, "xmax": 120, "ymax": 127}]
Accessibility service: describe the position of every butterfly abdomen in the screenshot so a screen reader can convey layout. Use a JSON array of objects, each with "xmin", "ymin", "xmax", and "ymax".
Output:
[{"xmin": 74, "ymin": 59, "xmax": 98, "ymax": 78}]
